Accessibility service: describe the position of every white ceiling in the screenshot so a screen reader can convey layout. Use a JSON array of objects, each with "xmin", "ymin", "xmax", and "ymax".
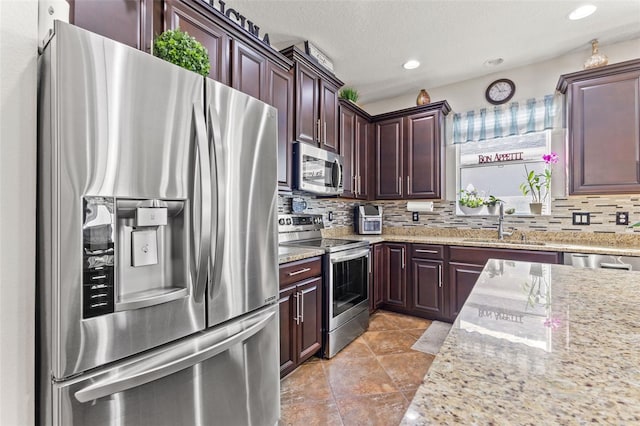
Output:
[{"xmin": 231, "ymin": 0, "xmax": 640, "ymax": 104}]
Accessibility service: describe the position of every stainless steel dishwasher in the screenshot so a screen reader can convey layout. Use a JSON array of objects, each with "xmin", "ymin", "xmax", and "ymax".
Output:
[{"xmin": 563, "ymin": 253, "xmax": 640, "ymax": 271}]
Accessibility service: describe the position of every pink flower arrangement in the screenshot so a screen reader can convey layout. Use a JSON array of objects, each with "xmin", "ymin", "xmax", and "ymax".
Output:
[
  {"xmin": 542, "ymin": 152, "xmax": 559, "ymax": 164},
  {"xmin": 520, "ymin": 152, "xmax": 559, "ymax": 204}
]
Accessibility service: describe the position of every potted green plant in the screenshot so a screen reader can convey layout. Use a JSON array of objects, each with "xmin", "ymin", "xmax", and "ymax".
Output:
[
  {"xmin": 153, "ymin": 29, "xmax": 211, "ymax": 77},
  {"xmin": 484, "ymin": 195, "xmax": 503, "ymax": 215},
  {"xmin": 339, "ymin": 87, "xmax": 359, "ymax": 103},
  {"xmin": 458, "ymin": 185, "xmax": 485, "ymax": 215},
  {"xmin": 519, "ymin": 152, "xmax": 558, "ymax": 215}
]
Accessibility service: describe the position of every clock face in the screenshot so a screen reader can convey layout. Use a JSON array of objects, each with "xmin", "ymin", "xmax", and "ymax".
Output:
[{"xmin": 486, "ymin": 79, "xmax": 515, "ymax": 105}]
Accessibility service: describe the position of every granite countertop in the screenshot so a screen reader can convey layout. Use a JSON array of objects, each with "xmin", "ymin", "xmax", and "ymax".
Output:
[
  {"xmin": 278, "ymin": 246, "xmax": 325, "ymax": 264},
  {"xmin": 402, "ymin": 259, "xmax": 640, "ymax": 424}
]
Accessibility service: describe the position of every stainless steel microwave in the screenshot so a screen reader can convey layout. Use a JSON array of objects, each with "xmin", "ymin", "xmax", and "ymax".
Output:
[{"xmin": 293, "ymin": 142, "xmax": 343, "ymax": 195}]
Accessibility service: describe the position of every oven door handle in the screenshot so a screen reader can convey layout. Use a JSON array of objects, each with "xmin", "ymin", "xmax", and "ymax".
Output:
[{"xmin": 330, "ymin": 247, "xmax": 371, "ymax": 264}]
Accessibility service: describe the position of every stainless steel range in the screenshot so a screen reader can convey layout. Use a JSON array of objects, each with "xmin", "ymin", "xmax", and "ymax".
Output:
[{"xmin": 279, "ymin": 214, "xmax": 370, "ymax": 358}]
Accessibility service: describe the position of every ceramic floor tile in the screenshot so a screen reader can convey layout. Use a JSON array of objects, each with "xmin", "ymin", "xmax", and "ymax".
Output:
[
  {"xmin": 384, "ymin": 312, "xmax": 433, "ymax": 330},
  {"xmin": 280, "ymin": 361, "xmax": 333, "ymax": 405},
  {"xmin": 279, "ymin": 401, "xmax": 343, "ymax": 426},
  {"xmin": 324, "ymin": 355, "xmax": 398, "ymax": 397},
  {"xmin": 367, "ymin": 312, "xmax": 401, "ymax": 331},
  {"xmin": 362, "ymin": 330, "xmax": 418, "ymax": 355},
  {"xmin": 404, "ymin": 328, "xmax": 429, "ymax": 340},
  {"xmin": 376, "ymin": 351, "xmax": 435, "ymax": 391},
  {"xmin": 402, "ymin": 388, "xmax": 418, "ymax": 403},
  {"xmin": 330, "ymin": 336, "xmax": 375, "ymax": 360},
  {"xmin": 335, "ymin": 392, "xmax": 409, "ymax": 426}
]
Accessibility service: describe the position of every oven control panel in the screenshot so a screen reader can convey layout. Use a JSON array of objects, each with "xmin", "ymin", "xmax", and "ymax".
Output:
[{"xmin": 278, "ymin": 214, "xmax": 324, "ymax": 233}]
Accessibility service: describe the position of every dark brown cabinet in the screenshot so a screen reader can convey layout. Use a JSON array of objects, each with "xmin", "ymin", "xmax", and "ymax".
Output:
[
  {"xmin": 374, "ymin": 102, "xmax": 450, "ymax": 200},
  {"xmin": 340, "ymin": 100, "xmax": 372, "ymax": 199},
  {"xmin": 231, "ymin": 40, "xmax": 266, "ymax": 100},
  {"xmin": 278, "ymin": 257, "xmax": 322, "ymax": 378},
  {"xmin": 447, "ymin": 262, "xmax": 484, "ymax": 319},
  {"xmin": 164, "ymin": 0, "xmax": 230, "ymax": 83},
  {"xmin": 382, "ymin": 243, "xmax": 409, "ymax": 310},
  {"xmin": 266, "ymin": 63, "xmax": 294, "ymax": 191},
  {"xmin": 410, "ymin": 244, "xmax": 445, "ymax": 319},
  {"xmin": 69, "ymin": 0, "xmax": 154, "ymax": 52},
  {"xmin": 557, "ymin": 59, "xmax": 640, "ymax": 195},
  {"xmin": 282, "ymin": 46, "xmax": 344, "ymax": 153},
  {"xmin": 369, "ymin": 244, "xmax": 384, "ymax": 313}
]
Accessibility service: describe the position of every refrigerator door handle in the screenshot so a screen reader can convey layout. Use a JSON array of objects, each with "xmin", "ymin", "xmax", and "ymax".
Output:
[
  {"xmin": 193, "ymin": 103, "xmax": 212, "ymax": 302},
  {"xmin": 207, "ymin": 106, "xmax": 225, "ymax": 294},
  {"xmin": 74, "ymin": 307, "xmax": 277, "ymax": 403}
]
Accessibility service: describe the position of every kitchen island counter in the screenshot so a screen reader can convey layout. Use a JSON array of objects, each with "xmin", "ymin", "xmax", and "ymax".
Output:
[{"xmin": 402, "ymin": 259, "xmax": 640, "ymax": 424}]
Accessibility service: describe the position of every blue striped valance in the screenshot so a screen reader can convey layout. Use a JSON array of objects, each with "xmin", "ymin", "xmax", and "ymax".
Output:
[{"xmin": 452, "ymin": 94, "xmax": 560, "ymax": 144}]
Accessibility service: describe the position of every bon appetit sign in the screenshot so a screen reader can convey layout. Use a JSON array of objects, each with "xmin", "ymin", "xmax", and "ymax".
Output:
[{"xmin": 478, "ymin": 151, "xmax": 524, "ymax": 164}]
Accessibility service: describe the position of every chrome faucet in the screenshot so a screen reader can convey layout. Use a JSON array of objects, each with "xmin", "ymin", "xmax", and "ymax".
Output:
[{"xmin": 497, "ymin": 202, "xmax": 512, "ymax": 240}]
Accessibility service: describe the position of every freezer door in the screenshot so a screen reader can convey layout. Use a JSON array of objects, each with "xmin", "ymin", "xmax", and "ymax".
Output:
[
  {"xmin": 47, "ymin": 305, "xmax": 279, "ymax": 426},
  {"xmin": 205, "ymin": 79, "xmax": 279, "ymax": 327},
  {"xmin": 38, "ymin": 22, "xmax": 210, "ymax": 380}
]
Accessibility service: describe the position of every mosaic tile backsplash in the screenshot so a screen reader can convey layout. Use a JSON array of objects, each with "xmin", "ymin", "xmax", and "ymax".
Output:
[{"xmin": 278, "ymin": 194, "xmax": 640, "ymax": 236}]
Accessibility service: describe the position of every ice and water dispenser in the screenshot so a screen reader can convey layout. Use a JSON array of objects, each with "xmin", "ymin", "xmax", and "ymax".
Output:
[{"xmin": 82, "ymin": 197, "xmax": 188, "ymax": 318}]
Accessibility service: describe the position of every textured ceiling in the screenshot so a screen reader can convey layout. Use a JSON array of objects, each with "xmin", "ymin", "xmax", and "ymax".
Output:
[{"xmin": 230, "ymin": 0, "xmax": 640, "ymax": 104}]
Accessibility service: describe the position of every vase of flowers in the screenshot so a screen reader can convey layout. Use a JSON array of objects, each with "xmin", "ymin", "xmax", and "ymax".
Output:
[
  {"xmin": 484, "ymin": 195, "xmax": 502, "ymax": 215},
  {"xmin": 458, "ymin": 185, "xmax": 485, "ymax": 215},
  {"xmin": 519, "ymin": 152, "xmax": 558, "ymax": 215}
]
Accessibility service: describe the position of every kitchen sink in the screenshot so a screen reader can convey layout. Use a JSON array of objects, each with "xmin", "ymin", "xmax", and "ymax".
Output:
[{"xmin": 462, "ymin": 238, "xmax": 546, "ymax": 246}]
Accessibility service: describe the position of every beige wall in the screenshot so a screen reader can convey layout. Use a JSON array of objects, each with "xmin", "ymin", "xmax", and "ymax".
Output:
[
  {"xmin": 0, "ymin": 1, "xmax": 38, "ymax": 425},
  {"xmin": 363, "ymin": 38, "xmax": 640, "ymax": 115}
]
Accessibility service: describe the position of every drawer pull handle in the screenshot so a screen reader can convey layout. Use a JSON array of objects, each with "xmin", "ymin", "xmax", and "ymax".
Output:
[
  {"xmin": 91, "ymin": 275, "xmax": 107, "ymax": 280},
  {"xmin": 415, "ymin": 249, "xmax": 439, "ymax": 254},
  {"xmin": 288, "ymin": 267, "xmax": 311, "ymax": 276}
]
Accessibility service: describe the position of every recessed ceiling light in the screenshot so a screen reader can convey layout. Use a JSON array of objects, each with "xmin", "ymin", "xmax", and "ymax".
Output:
[
  {"xmin": 403, "ymin": 60, "xmax": 420, "ymax": 70},
  {"xmin": 484, "ymin": 58, "xmax": 504, "ymax": 67},
  {"xmin": 569, "ymin": 4, "xmax": 597, "ymax": 20}
]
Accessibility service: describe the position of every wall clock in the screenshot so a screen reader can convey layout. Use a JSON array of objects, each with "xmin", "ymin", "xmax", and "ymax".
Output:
[{"xmin": 485, "ymin": 78, "xmax": 516, "ymax": 105}]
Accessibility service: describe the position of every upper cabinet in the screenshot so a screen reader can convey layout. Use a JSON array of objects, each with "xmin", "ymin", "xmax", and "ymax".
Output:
[
  {"xmin": 69, "ymin": 0, "xmax": 155, "ymax": 52},
  {"xmin": 231, "ymin": 40, "xmax": 267, "ymax": 100},
  {"xmin": 339, "ymin": 100, "xmax": 372, "ymax": 199},
  {"xmin": 374, "ymin": 102, "xmax": 450, "ymax": 199},
  {"xmin": 557, "ymin": 59, "xmax": 640, "ymax": 195},
  {"xmin": 281, "ymin": 46, "xmax": 344, "ymax": 153}
]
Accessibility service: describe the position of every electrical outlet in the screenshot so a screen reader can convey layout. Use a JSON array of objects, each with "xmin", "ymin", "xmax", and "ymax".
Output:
[
  {"xmin": 327, "ymin": 211, "xmax": 334, "ymax": 221},
  {"xmin": 616, "ymin": 211, "xmax": 629, "ymax": 225},
  {"xmin": 572, "ymin": 212, "xmax": 591, "ymax": 225},
  {"xmin": 412, "ymin": 212, "xmax": 419, "ymax": 222}
]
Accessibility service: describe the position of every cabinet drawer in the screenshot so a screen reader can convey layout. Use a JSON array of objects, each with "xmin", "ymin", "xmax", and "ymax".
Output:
[
  {"xmin": 449, "ymin": 246, "xmax": 560, "ymax": 265},
  {"xmin": 279, "ymin": 256, "xmax": 322, "ymax": 288},
  {"xmin": 411, "ymin": 244, "xmax": 444, "ymax": 260}
]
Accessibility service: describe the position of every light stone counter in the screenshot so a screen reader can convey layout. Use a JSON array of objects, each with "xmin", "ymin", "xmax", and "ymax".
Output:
[
  {"xmin": 402, "ymin": 259, "xmax": 640, "ymax": 424},
  {"xmin": 278, "ymin": 246, "xmax": 325, "ymax": 264}
]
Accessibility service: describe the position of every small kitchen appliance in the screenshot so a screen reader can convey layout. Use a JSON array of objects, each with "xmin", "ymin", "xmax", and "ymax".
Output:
[{"xmin": 354, "ymin": 205, "xmax": 382, "ymax": 235}]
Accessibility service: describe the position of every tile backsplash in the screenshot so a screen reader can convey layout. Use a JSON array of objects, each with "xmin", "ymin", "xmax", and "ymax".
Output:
[{"xmin": 279, "ymin": 194, "xmax": 640, "ymax": 235}]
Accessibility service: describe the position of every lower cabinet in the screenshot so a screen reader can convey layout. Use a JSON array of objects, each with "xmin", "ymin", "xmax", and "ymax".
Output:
[
  {"xmin": 279, "ymin": 257, "xmax": 322, "ymax": 378},
  {"xmin": 369, "ymin": 244, "xmax": 385, "ymax": 313},
  {"xmin": 376, "ymin": 242, "xmax": 562, "ymax": 322}
]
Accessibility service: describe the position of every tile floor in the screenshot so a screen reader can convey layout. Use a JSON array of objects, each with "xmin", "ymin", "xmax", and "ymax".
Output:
[{"xmin": 279, "ymin": 310, "xmax": 436, "ymax": 426}]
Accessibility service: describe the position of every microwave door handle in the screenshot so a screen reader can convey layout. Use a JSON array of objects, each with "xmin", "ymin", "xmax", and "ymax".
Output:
[
  {"xmin": 192, "ymin": 104, "xmax": 212, "ymax": 302},
  {"xmin": 74, "ymin": 308, "xmax": 276, "ymax": 403}
]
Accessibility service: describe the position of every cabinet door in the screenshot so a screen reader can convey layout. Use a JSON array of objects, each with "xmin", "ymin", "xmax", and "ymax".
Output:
[
  {"xmin": 69, "ymin": 0, "xmax": 153, "ymax": 52},
  {"xmin": 448, "ymin": 262, "xmax": 484, "ymax": 319},
  {"xmin": 569, "ymin": 70, "xmax": 640, "ymax": 194},
  {"xmin": 231, "ymin": 40, "xmax": 266, "ymax": 100},
  {"xmin": 295, "ymin": 63, "xmax": 320, "ymax": 146},
  {"xmin": 164, "ymin": 0, "xmax": 229, "ymax": 84},
  {"xmin": 279, "ymin": 284, "xmax": 297, "ymax": 378},
  {"xmin": 373, "ymin": 243, "xmax": 385, "ymax": 309},
  {"xmin": 339, "ymin": 106, "xmax": 357, "ymax": 197},
  {"xmin": 355, "ymin": 116, "xmax": 371, "ymax": 200},
  {"xmin": 411, "ymin": 259, "xmax": 444, "ymax": 318},
  {"xmin": 405, "ymin": 111, "xmax": 440, "ymax": 198},
  {"xmin": 376, "ymin": 118, "xmax": 404, "ymax": 199},
  {"xmin": 297, "ymin": 277, "xmax": 322, "ymax": 363},
  {"xmin": 266, "ymin": 63, "xmax": 294, "ymax": 191},
  {"xmin": 320, "ymin": 81, "xmax": 340, "ymax": 152},
  {"xmin": 383, "ymin": 243, "xmax": 408, "ymax": 309}
]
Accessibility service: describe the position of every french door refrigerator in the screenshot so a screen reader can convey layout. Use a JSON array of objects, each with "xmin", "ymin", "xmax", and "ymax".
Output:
[{"xmin": 37, "ymin": 22, "xmax": 279, "ymax": 426}]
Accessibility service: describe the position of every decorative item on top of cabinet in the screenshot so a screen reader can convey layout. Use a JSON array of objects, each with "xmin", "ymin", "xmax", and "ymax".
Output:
[
  {"xmin": 281, "ymin": 46, "xmax": 344, "ymax": 153},
  {"xmin": 339, "ymin": 99, "xmax": 372, "ymax": 199},
  {"xmin": 583, "ymin": 39, "xmax": 608, "ymax": 70},
  {"xmin": 557, "ymin": 59, "xmax": 640, "ymax": 195},
  {"xmin": 153, "ymin": 29, "xmax": 211, "ymax": 76},
  {"xmin": 374, "ymin": 101, "xmax": 451, "ymax": 199},
  {"xmin": 416, "ymin": 89, "xmax": 431, "ymax": 105}
]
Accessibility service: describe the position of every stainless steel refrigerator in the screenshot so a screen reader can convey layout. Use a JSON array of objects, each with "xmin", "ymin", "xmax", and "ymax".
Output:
[{"xmin": 37, "ymin": 22, "xmax": 279, "ymax": 426}]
